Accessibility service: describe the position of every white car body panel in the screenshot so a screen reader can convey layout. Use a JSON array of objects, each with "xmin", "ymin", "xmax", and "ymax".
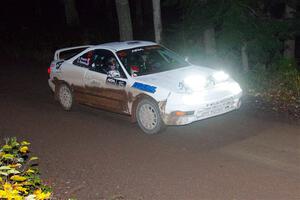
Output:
[
  {"xmin": 48, "ymin": 41, "xmax": 242, "ymax": 126},
  {"xmin": 62, "ymin": 62, "xmax": 87, "ymax": 87}
]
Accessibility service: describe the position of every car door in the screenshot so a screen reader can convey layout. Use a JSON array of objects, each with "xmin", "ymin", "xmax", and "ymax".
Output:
[
  {"xmin": 81, "ymin": 49, "xmax": 130, "ymax": 114},
  {"xmin": 61, "ymin": 50, "xmax": 94, "ymax": 89}
]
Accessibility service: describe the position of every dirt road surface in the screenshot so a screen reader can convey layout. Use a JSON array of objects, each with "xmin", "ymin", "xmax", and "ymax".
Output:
[{"xmin": 0, "ymin": 62, "xmax": 299, "ymax": 200}]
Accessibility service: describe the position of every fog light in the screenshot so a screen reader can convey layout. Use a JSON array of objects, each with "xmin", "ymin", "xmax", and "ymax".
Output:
[
  {"xmin": 174, "ymin": 111, "xmax": 195, "ymax": 116},
  {"xmin": 175, "ymin": 111, "xmax": 185, "ymax": 116}
]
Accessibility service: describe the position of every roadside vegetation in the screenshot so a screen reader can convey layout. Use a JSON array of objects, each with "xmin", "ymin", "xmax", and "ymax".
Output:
[
  {"xmin": 0, "ymin": 138, "xmax": 51, "ymax": 200},
  {"xmin": 241, "ymin": 59, "xmax": 300, "ymax": 118}
]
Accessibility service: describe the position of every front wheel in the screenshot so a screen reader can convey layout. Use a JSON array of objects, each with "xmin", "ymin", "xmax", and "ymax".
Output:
[
  {"xmin": 57, "ymin": 83, "xmax": 73, "ymax": 111},
  {"xmin": 136, "ymin": 99, "xmax": 165, "ymax": 134}
]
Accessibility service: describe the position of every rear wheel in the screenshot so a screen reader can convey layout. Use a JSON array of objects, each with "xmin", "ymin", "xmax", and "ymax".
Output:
[
  {"xmin": 57, "ymin": 84, "xmax": 73, "ymax": 111},
  {"xmin": 136, "ymin": 99, "xmax": 165, "ymax": 134}
]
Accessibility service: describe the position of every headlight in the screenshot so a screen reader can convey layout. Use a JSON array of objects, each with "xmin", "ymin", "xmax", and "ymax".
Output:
[
  {"xmin": 183, "ymin": 75, "xmax": 207, "ymax": 91},
  {"xmin": 212, "ymin": 71, "xmax": 229, "ymax": 82},
  {"xmin": 230, "ymin": 82, "xmax": 242, "ymax": 95}
]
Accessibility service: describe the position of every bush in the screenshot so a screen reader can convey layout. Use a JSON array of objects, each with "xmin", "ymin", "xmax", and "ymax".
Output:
[
  {"xmin": 241, "ymin": 58, "xmax": 300, "ymax": 115},
  {"xmin": 0, "ymin": 138, "xmax": 51, "ymax": 200}
]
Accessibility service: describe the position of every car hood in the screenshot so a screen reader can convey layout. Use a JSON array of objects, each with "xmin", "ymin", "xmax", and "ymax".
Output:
[{"xmin": 133, "ymin": 65, "xmax": 217, "ymax": 93}]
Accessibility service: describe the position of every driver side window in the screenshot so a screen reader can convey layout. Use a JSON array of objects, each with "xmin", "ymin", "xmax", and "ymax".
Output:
[{"xmin": 89, "ymin": 49, "xmax": 126, "ymax": 78}]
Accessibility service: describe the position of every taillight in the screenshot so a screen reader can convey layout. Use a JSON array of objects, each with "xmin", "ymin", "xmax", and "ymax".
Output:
[{"xmin": 48, "ymin": 63, "xmax": 55, "ymax": 75}]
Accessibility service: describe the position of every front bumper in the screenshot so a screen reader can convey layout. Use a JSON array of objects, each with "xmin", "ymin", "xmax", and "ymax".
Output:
[{"xmin": 161, "ymin": 93, "xmax": 242, "ymax": 125}]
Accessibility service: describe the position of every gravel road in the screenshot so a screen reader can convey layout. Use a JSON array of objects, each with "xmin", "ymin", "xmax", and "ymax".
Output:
[{"xmin": 0, "ymin": 62, "xmax": 299, "ymax": 200}]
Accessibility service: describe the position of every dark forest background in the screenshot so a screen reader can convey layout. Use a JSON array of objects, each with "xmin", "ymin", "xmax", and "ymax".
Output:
[
  {"xmin": 1, "ymin": 0, "xmax": 300, "ymax": 110},
  {"xmin": 1, "ymin": 0, "xmax": 299, "ymax": 66}
]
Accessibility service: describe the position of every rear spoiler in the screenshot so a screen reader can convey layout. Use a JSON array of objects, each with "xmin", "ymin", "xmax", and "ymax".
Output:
[{"xmin": 54, "ymin": 45, "xmax": 92, "ymax": 60}]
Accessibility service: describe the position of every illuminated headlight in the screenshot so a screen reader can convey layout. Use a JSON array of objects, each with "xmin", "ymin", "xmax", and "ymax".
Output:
[
  {"xmin": 213, "ymin": 71, "xmax": 229, "ymax": 82},
  {"xmin": 183, "ymin": 75, "xmax": 207, "ymax": 91},
  {"xmin": 230, "ymin": 82, "xmax": 242, "ymax": 95}
]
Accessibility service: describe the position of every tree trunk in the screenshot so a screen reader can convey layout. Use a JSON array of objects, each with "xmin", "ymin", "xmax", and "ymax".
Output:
[
  {"xmin": 136, "ymin": 0, "xmax": 144, "ymax": 28},
  {"xmin": 34, "ymin": 0, "xmax": 42, "ymax": 18},
  {"xmin": 203, "ymin": 27, "xmax": 216, "ymax": 56},
  {"xmin": 104, "ymin": 0, "xmax": 115, "ymax": 34},
  {"xmin": 284, "ymin": 4, "xmax": 295, "ymax": 59},
  {"xmin": 63, "ymin": 0, "xmax": 80, "ymax": 27},
  {"xmin": 241, "ymin": 42, "xmax": 249, "ymax": 72},
  {"xmin": 115, "ymin": 0, "xmax": 133, "ymax": 41},
  {"xmin": 152, "ymin": 0, "xmax": 162, "ymax": 44}
]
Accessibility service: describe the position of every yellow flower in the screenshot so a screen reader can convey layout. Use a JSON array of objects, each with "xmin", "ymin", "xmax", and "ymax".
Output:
[
  {"xmin": 3, "ymin": 182, "xmax": 12, "ymax": 191},
  {"xmin": 19, "ymin": 146, "xmax": 29, "ymax": 154},
  {"xmin": 21, "ymin": 141, "xmax": 30, "ymax": 146},
  {"xmin": 34, "ymin": 189, "xmax": 51, "ymax": 200},
  {"xmin": 0, "ymin": 190, "xmax": 5, "ymax": 197},
  {"xmin": 10, "ymin": 175, "xmax": 27, "ymax": 182},
  {"xmin": 15, "ymin": 186, "xmax": 28, "ymax": 195},
  {"xmin": 0, "ymin": 182, "xmax": 23, "ymax": 200},
  {"xmin": 0, "ymin": 189, "xmax": 23, "ymax": 199}
]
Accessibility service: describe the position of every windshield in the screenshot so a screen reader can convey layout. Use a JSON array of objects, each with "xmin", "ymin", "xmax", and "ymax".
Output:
[{"xmin": 117, "ymin": 45, "xmax": 189, "ymax": 77}]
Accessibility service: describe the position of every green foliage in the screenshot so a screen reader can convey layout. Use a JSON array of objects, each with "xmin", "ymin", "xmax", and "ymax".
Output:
[
  {"xmin": 242, "ymin": 58, "xmax": 300, "ymax": 112},
  {"xmin": 163, "ymin": 0, "xmax": 292, "ymax": 70},
  {"xmin": 0, "ymin": 138, "xmax": 51, "ymax": 200}
]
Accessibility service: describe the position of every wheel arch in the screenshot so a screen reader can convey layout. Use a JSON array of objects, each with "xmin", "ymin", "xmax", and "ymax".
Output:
[
  {"xmin": 53, "ymin": 79, "xmax": 72, "ymax": 100},
  {"xmin": 130, "ymin": 93, "xmax": 157, "ymax": 123}
]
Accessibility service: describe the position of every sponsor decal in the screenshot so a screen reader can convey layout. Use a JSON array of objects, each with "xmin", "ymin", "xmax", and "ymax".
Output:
[
  {"xmin": 56, "ymin": 61, "xmax": 64, "ymax": 69},
  {"xmin": 106, "ymin": 77, "xmax": 126, "ymax": 87},
  {"xmin": 79, "ymin": 57, "xmax": 90, "ymax": 66},
  {"xmin": 132, "ymin": 48, "xmax": 144, "ymax": 53},
  {"xmin": 106, "ymin": 77, "xmax": 116, "ymax": 84},
  {"xmin": 132, "ymin": 82, "xmax": 157, "ymax": 93}
]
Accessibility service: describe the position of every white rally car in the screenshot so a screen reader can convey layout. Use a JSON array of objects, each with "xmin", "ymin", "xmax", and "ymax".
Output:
[{"xmin": 48, "ymin": 41, "xmax": 242, "ymax": 134}]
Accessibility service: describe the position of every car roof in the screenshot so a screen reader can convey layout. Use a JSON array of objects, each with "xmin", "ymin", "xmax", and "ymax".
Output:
[{"xmin": 93, "ymin": 40, "xmax": 157, "ymax": 51}]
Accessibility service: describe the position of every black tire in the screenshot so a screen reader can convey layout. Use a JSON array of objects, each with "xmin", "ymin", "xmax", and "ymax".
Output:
[
  {"xmin": 57, "ymin": 83, "xmax": 73, "ymax": 111},
  {"xmin": 136, "ymin": 98, "xmax": 165, "ymax": 134}
]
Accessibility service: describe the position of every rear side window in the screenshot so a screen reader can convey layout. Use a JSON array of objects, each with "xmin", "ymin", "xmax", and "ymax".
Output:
[
  {"xmin": 60, "ymin": 47, "xmax": 89, "ymax": 60},
  {"xmin": 73, "ymin": 51, "xmax": 94, "ymax": 68}
]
